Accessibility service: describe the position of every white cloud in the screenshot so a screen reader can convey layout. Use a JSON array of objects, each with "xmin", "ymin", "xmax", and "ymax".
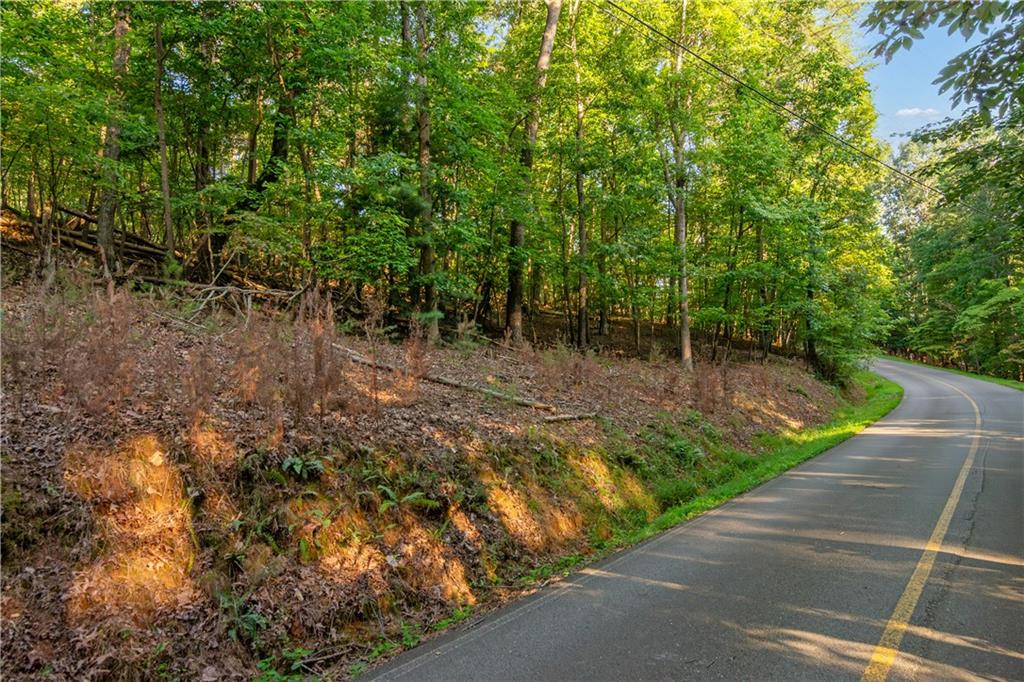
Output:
[{"xmin": 894, "ymin": 107, "xmax": 941, "ymax": 118}]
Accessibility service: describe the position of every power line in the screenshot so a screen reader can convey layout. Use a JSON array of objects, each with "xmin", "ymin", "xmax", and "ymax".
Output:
[{"xmin": 600, "ymin": 0, "xmax": 946, "ymax": 199}]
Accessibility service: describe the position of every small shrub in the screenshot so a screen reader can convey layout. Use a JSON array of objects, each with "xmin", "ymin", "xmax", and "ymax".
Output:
[
  {"xmin": 219, "ymin": 593, "xmax": 268, "ymax": 644},
  {"xmin": 707, "ymin": 462, "xmax": 740, "ymax": 487},
  {"xmin": 56, "ymin": 288, "xmax": 142, "ymax": 417},
  {"xmin": 667, "ymin": 438, "xmax": 705, "ymax": 469},
  {"xmin": 281, "ymin": 454, "xmax": 326, "ymax": 481},
  {"xmin": 184, "ymin": 348, "xmax": 217, "ymax": 426},
  {"xmin": 605, "ymin": 439, "xmax": 646, "ymax": 469},
  {"xmin": 654, "ymin": 478, "xmax": 699, "ymax": 508},
  {"xmin": 400, "ymin": 316, "xmax": 431, "ymax": 403},
  {"xmin": 285, "ymin": 289, "xmax": 349, "ymax": 423}
]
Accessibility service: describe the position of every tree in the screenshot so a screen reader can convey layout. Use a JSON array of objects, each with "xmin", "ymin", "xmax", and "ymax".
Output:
[
  {"xmin": 96, "ymin": 3, "xmax": 132, "ymax": 275},
  {"xmin": 415, "ymin": 1, "xmax": 438, "ymax": 341},
  {"xmin": 506, "ymin": 0, "xmax": 562, "ymax": 344},
  {"xmin": 153, "ymin": 19, "xmax": 174, "ymax": 256}
]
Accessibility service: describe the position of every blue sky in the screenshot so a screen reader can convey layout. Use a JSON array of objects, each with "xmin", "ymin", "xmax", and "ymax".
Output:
[{"xmin": 854, "ymin": 12, "xmax": 982, "ymax": 149}]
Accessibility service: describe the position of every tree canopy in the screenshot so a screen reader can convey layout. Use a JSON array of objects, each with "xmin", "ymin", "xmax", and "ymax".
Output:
[{"xmin": 2, "ymin": 0, "xmax": 1019, "ymax": 380}]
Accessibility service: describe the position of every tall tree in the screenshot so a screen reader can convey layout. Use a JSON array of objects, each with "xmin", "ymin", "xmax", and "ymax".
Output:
[
  {"xmin": 153, "ymin": 19, "xmax": 174, "ymax": 256},
  {"xmin": 96, "ymin": 4, "xmax": 132, "ymax": 275},
  {"xmin": 506, "ymin": 0, "xmax": 562, "ymax": 343},
  {"xmin": 568, "ymin": 0, "xmax": 588, "ymax": 348},
  {"xmin": 415, "ymin": 1, "xmax": 438, "ymax": 341}
]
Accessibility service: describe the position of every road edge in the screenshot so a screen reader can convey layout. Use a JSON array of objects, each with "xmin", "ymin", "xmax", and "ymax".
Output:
[
  {"xmin": 359, "ymin": 369, "xmax": 904, "ymax": 678},
  {"xmin": 882, "ymin": 354, "xmax": 1023, "ymax": 392}
]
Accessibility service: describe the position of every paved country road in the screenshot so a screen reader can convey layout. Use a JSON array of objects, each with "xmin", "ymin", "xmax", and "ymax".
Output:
[{"xmin": 370, "ymin": 360, "xmax": 1023, "ymax": 681}]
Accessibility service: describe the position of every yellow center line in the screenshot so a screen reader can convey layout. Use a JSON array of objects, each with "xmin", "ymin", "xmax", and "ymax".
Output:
[{"xmin": 861, "ymin": 377, "xmax": 983, "ymax": 682}]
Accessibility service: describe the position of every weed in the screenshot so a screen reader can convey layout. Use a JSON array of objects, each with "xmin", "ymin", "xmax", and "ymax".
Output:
[
  {"xmin": 376, "ymin": 485, "xmax": 440, "ymax": 514},
  {"xmin": 666, "ymin": 438, "xmax": 705, "ymax": 469},
  {"xmin": 219, "ymin": 592, "xmax": 268, "ymax": 645},
  {"xmin": 400, "ymin": 622, "xmax": 421, "ymax": 648},
  {"xmin": 282, "ymin": 453, "xmax": 326, "ymax": 481},
  {"xmin": 653, "ymin": 478, "xmax": 699, "ymax": 508},
  {"xmin": 700, "ymin": 420, "xmax": 723, "ymax": 444},
  {"xmin": 255, "ymin": 646, "xmax": 314, "ymax": 682},
  {"xmin": 432, "ymin": 603, "xmax": 473, "ymax": 631},
  {"xmin": 520, "ymin": 553, "xmax": 584, "ymax": 586}
]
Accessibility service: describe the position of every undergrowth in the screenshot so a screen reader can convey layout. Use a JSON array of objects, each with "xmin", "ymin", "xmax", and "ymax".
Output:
[{"xmin": 1, "ymin": 280, "xmax": 897, "ymax": 680}]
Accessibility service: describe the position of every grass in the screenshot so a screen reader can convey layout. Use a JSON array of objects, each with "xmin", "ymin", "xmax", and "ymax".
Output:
[
  {"xmin": 881, "ymin": 354, "xmax": 1024, "ymax": 392},
  {"xmin": 617, "ymin": 369, "xmax": 902, "ymax": 546},
  {"xmin": 512, "ymin": 369, "xmax": 903, "ymax": 588}
]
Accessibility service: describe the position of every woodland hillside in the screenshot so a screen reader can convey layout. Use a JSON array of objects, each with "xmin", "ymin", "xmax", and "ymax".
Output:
[
  {"xmin": 0, "ymin": 0, "xmax": 1021, "ymax": 679},
  {"xmin": 0, "ymin": 264, "xmax": 885, "ymax": 678}
]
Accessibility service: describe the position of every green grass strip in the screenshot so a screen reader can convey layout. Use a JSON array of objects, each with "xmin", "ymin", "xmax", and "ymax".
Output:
[
  {"xmin": 609, "ymin": 369, "xmax": 903, "ymax": 549},
  {"xmin": 881, "ymin": 354, "xmax": 1023, "ymax": 392}
]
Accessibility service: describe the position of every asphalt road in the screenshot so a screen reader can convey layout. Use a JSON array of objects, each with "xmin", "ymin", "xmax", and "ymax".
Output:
[{"xmin": 371, "ymin": 360, "xmax": 1023, "ymax": 681}]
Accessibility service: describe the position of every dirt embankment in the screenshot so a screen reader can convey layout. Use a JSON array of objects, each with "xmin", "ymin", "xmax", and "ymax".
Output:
[{"xmin": 1, "ymin": 283, "xmax": 840, "ymax": 680}]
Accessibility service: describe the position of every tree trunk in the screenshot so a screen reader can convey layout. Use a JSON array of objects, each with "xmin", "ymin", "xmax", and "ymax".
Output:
[
  {"xmin": 507, "ymin": 0, "xmax": 562, "ymax": 343},
  {"xmin": 96, "ymin": 4, "xmax": 131, "ymax": 276},
  {"xmin": 416, "ymin": 2, "xmax": 439, "ymax": 341},
  {"xmin": 556, "ymin": 119, "xmax": 574, "ymax": 343},
  {"xmin": 571, "ymin": 0, "xmax": 587, "ymax": 348},
  {"xmin": 756, "ymin": 221, "xmax": 770, "ymax": 361},
  {"xmin": 715, "ymin": 205, "xmax": 744, "ymax": 360},
  {"xmin": 154, "ymin": 21, "xmax": 175, "ymax": 256},
  {"xmin": 674, "ymin": 186, "xmax": 693, "ymax": 370},
  {"xmin": 670, "ymin": 0, "xmax": 693, "ymax": 370},
  {"xmin": 247, "ymin": 87, "xmax": 264, "ymax": 185},
  {"xmin": 598, "ymin": 214, "xmax": 609, "ymax": 336},
  {"xmin": 190, "ymin": 26, "xmax": 292, "ymax": 283}
]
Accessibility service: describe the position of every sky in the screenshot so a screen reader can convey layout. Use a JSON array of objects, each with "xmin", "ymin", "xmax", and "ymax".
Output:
[{"xmin": 854, "ymin": 12, "xmax": 983, "ymax": 149}]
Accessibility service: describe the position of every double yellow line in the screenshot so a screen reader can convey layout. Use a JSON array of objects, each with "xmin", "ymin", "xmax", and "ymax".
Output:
[{"xmin": 861, "ymin": 377, "xmax": 983, "ymax": 681}]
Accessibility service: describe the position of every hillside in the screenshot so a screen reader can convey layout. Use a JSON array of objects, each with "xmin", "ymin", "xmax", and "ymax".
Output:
[{"xmin": 0, "ymin": 279, "xmax": 873, "ymax": 679}]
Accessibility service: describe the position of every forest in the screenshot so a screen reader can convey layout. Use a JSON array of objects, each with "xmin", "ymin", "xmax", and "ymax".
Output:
[
  {"xmin": 3, "ymin": 0, "xmax": 1018, "ymax": 380},
  {"xmin": 0, "ymin": 0, "xmax": 1021, "ymax": 678}
]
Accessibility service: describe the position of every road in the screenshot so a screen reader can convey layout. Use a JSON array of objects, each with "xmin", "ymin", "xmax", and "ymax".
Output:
[{"xmin": 371, "ymin": 360, "xmax": 1023, "ymax": 681}]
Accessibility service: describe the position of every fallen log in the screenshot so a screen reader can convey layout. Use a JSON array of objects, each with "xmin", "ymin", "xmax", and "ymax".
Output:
[
  {"xmin": 543, "ymin": 412, "xmax": 599, "ymax": 423},
  {"xmin": 55, "ymin": 204, "xmax": 96, "ymax": 224},
  {"xmin": 57, "ymin": 228, "xmax": 171, "ymax": 264},
  {"xmin": 337, "ymin": 345, "xmax": 598, "ymax": 421},
  {"xmin": 56, "ymin": 205, "xmax": 179, "ymax": 256}
]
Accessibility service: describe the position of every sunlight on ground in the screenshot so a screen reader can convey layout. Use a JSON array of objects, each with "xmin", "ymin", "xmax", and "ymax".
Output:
[
  {"xmin": 64, "ymin": 435, "xmax": 196, "ymax": 625},
  {"xmin": 733, "ymin": 394, "xmax": 804, "ymax": 430},
  {"xmin": 387, "ymin": 516, "xmax": 475, "ymax": 604},
  {"xmin": 188, "ymin": 421, "xmax": 239, "ymax": 468},
  {"xmin": 566, "ymin": 451, "xmax": 657, "ymax": 518},
  {"xmin": 480, "ymin": 470, "xmax": 548, "ymax": 553}
]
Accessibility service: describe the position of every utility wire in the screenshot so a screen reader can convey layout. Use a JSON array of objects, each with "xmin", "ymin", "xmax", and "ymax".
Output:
[{"xmin": 601, "ymin": 0, "xmax": 947, "ymax": 199}]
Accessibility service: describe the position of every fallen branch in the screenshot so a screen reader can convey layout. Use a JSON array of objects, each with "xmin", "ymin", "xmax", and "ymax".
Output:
[
  {"xmin": 54, "ymin": 204, "xmax": 97, "ymax": 224},
  {"xmin": 543, "ymin": 412, "xmax": 599, "ymax": 423},
  {"xmin": 337, "ymin": 345, "xmax": 580, "ymax": 413},
  {"xmin": 1, "ymin": 241, "xmax": 37, "ymax": 257},
  {"xmin": 56, "ymin": 205, "xmax": 184, "ymax": 257}
]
